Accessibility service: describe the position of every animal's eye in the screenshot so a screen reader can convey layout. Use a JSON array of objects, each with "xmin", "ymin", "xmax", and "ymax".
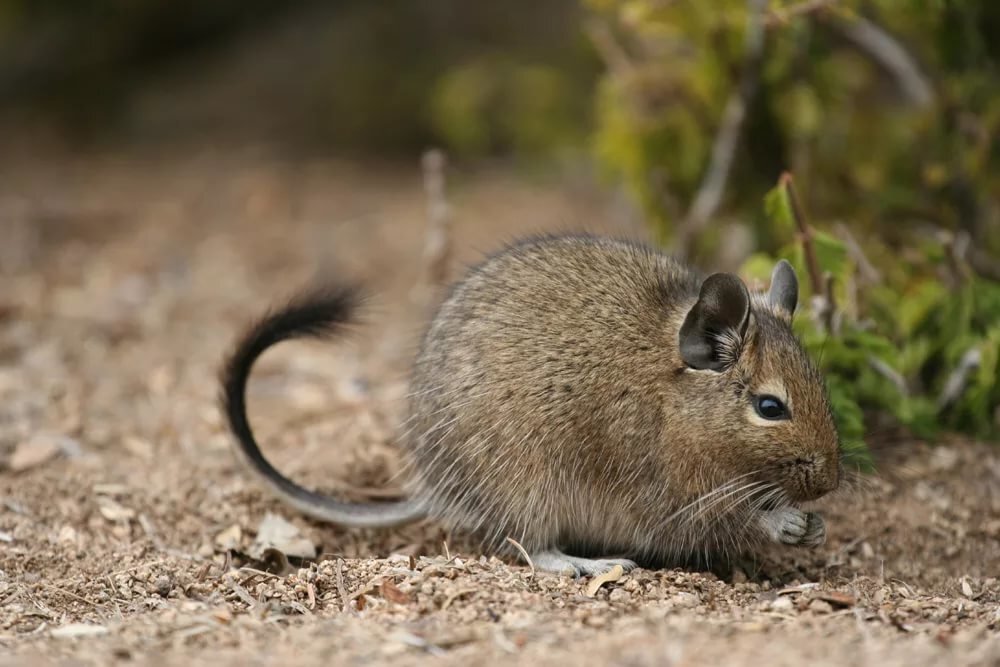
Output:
[{"xmin": 753, "ymin": 395, "xmax": 789, "ymax": 421}]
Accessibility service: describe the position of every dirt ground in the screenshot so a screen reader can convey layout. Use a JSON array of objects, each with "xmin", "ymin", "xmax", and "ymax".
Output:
[{"xmin": 1, "ymin": 146, "xmax": 998, "ymax": 666}]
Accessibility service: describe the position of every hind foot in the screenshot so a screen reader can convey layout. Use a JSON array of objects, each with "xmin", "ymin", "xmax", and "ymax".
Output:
[
  {"xmin": 759, "ymin": 507, "xmax": 825, "ymax": 548},
  {"xmin": 528, "ymin": 549, "xmax": 637, "ymax": 577}
]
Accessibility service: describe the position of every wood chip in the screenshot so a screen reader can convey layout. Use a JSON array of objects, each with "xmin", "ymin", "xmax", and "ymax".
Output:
[
  {"xmin": 214, "ymin": 524, "xmax": 243, "ymax": 552},
  {"xmin": 380, "ymin": 579, "xmax": 411, "ymax": 604},
  {"xmin": 96, "ymin": 496, "xmax": 135, "ymax": 521},
  {"xmin": 249, "ymin": 513, "xmax": 316, "ymax": 560},
  {"xmin": 585, "ymin": 565, "xmax": 625, "ymax": 597},
  {"xmin": 51, "ymin": 623, "xmax": 109, "ymax": 639},
  {"xmin": 8, "ymin": 438, "xmax": 61, "ymax": 472},
  {"xmin": 815, "ymin": 591, "xmax": 857, "ymax": 608}
]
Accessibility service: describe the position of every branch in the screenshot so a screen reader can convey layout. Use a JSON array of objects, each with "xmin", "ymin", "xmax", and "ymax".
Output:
[
  {"xmin": 764, "ymin": 0, "xmax": 841, "ymax": 28},
  {"xmin": 835, "ymin": 222, "xmax": 881, "ymax": 284},
  {"xmin": 419, "ymin": 148, "xmax": 452, "ymax": 288},
  {"xmin": 832, "ymin": 15, "xmax": 934, "ymax": 109},
  {"xmin": 583, "ymin": 19, "xmax": 635, "ymax": 79},
  {"xmin": 868, "ymin": 356, "xmax": 909, "ymax": 397},
  {"xmin": 937, "ymin": 347, "xmax": 982, "ymax": 412},
  {"xmin": 675, "ymin": 0, "xmax": 769, "ymax": 259},
  {"xmin": 781, "ymin": 172, "xmax": 824, "ymax": 296},
  {"xmin": 409, "ymin": 148, "xmax": 454, "ymax": 312}
]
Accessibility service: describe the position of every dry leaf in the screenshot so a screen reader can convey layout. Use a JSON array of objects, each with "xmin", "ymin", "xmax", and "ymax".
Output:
[
  {"xmin": 585, "ymin": 564, "xmax": 625, "ymax": 597},
  {"xmin": 777, "ymin": 583, "xmax": 820, "ymax": 596},
  {"xmin": 355, "ymin": 593, "xmax": 367, "ymax": 611},
  {"xmin": 815, "ymin": 591, "xmax": 857, "ymax": 608},
  {"xmin": 96, "ymin": 496, "xmax": 135, "ymax": 521},
  {"xmin": 961, "ymin": 578, "xmax": 974, "ymax": 598},
  {"xmin": 212, "ymin": 607, "xmax": 233, "ymax": 625},
  {"xmin": 214, "ymin": 524, "xmax": 243, "ymax": 551},
  {"xmin": 8, "ymin": 438, "xmax": 61, "ymax": 472},
  {"xmin": 249, "ymin": 513, "xmax": 316, "ymax": 560},
  {"xmin": 51, "ymin": 623, "xmax": 109, "ymax": 639},
  {"xmin": 123, "ymin": 436, "xmax": 155, "ymax": 460},
  {"xmin": 380, "ymin": 579, "xmax": 411, "ymax": 604}
]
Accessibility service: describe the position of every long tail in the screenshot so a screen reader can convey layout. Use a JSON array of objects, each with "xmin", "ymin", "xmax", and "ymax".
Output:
[{"xmin": 219, "ymin": 284, "xmax": 425, "ymax": 528}]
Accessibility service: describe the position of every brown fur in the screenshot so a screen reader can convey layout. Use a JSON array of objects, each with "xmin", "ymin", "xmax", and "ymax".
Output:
[
  {"xmin": 221, "ymin": 232, "xmax": 841, "ymax": 572},
  {"xmin": 401, "ymin": 234, "xmax": 840, "ymax": 565}
]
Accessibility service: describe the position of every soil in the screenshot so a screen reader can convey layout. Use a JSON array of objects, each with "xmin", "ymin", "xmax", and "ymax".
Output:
[{"xmin": 1, "ymin": 147, "xmax": 998, "ymax": 666}]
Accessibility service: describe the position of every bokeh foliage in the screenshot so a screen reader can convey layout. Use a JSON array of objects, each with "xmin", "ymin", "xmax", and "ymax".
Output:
[
  {"xmin": 583, "ymin": 0, "xmax": 1000, "ymax": 454},
  {"xmin": 0, "ymin": 0, "xmax": 597, "ymax": 153}
]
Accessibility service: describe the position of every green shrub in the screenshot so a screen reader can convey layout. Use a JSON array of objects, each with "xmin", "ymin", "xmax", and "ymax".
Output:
[
  {"xmin": 584, "ymin": 0, "xmax": 1000, "ymax": 457},
  {"xmin": 743, "ymin": 175, "xmax": 1000, "ymax": 466}
]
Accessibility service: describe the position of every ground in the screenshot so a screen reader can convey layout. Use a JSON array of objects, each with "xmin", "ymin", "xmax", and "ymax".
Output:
[{"xmin": 1, "ymin": 147, "xmax": 998, "ymax": 666}]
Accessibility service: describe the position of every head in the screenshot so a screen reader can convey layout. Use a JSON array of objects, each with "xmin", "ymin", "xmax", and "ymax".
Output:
[{"xmin": 676, "ymin": 260, "xmax": 841, "ymax": 503}]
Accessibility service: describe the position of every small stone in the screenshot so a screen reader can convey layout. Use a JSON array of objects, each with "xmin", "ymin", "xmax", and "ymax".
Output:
[
  {"xmin": 155, "ymin": 575, "xmax": 172, "ymax": 597},
  {"xmin": 669, "ymin": 592, "xmax": 699, "ymax": 608},
  {"xmin": 609, "ymin": 588, "xmax": 631, "ymax": 603},
  {"xmin": 771, "ymin": 596, "xmax": 794, "ymax": 612},
  {"xmin": 809, "ymin": 599, "xmax": 834, "ymax": 614}
]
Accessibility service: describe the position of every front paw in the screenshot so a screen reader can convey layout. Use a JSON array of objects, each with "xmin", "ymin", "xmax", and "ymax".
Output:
[
  {"xmin": 759, "ymin": 508, "xmax": 825, "ymax": 548},
  {"xmin": 801, "ymin": 512, "xmax": 825, "ymax": 547}
]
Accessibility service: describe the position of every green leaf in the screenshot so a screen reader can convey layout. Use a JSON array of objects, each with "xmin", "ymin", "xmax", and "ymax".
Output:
[
  {"xmin": 763, "ymin": 181, "xmax": 796, "ymax": 238},
  {"xmin": 810, "ymin": 230, "xmax": 849, "ymax": 283}
]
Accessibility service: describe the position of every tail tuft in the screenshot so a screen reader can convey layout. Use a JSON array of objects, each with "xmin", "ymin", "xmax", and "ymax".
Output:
[{"xmin": 219, "ymin": 284, "xmax": 424, "ymax": 529}]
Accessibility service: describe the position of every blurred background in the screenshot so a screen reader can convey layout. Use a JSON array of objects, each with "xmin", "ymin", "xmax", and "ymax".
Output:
[{"xmin": 0, "ymin": 0, "xmax": 998, "ymax": 455}]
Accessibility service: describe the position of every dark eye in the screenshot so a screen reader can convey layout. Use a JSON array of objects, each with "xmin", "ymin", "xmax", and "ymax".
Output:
[{"xmin": 754, "ymin": 395, "xmax": 789, "ymax": 421}]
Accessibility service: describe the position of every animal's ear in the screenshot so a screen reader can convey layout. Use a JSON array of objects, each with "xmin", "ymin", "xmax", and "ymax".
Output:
[
  {"xmin": 679, "ymin": 273, "xmax": 750, "ymax": 371},
  {"xmin": 768, "ymin": 259, "xmax": 798, "ymax": 317}
]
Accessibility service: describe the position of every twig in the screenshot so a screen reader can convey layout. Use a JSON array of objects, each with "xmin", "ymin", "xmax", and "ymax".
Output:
[
  {"xmin": 224, "ymin": 574, "xmax": 257, "ymax": 609},
  {"xmin": 504, "ymin": 536, "xmax": 535, "ymax": 578},
  {"xmin": 417, "ymin": 148, "xmax": 452, "ymax": 291},
  {"xmin": 583, "ymin": 19, "xmax": 635, "ymax": 78},
  {"xmin": 937, "ymin": 347, "xmax": 982, "ymax": 412},
  {"xmin": 832, "ymin": 15, "xmax": 934, "ymax": 109},
  {"xmin": 867, "ymin": 356, "xmax": 908, "ymax": 397},
  {"xmin": 835, "ymin": 223, "xmax": 881, "ymax": 284},
  {"xmin": 781, "ymin": 172, "xmax": 824, "ymax": 296},
  {"xmin": 676, "ymin": 0, "xmax": 769, "ymax": 258},
  {"xmin": 39, "ymin": 583, "xmax": 105, "ymax": 611},
  {"xmin": 780, "ymin": 173, "xmax": 841, "ymax": 333},
  {"xmin": 938, "ymin": 229, "xmax": 973, "ymax": 288},
  {"xmin": 336, "ymin": 559, "xmax": 350, "ymax": 613}
]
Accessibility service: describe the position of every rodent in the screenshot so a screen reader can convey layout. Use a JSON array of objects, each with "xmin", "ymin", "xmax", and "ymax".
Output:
[{"xmin": 221, "ymin": 233, "xmax": 842, "ymax": 577}]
